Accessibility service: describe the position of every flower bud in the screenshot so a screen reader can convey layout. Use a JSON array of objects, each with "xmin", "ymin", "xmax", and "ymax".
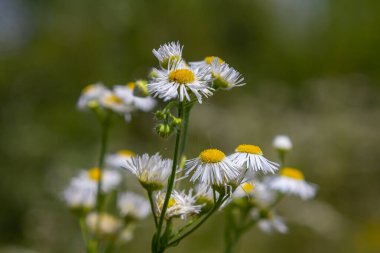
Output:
[{"xmin": 155, "ymin": 124, "xmax": 172, "ymax": 138}]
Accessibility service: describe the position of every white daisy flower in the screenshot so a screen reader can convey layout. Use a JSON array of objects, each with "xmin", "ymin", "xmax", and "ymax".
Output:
[
  {"xmin": 99, "ymin": 90, "xmax": 134, "ymax": 116},
  {"xmin": 63, "ymin": 176, "xmax": 97, "ymax": 210},
  {"xmin": 210, "ymin": 59, "xmax": 245, "ymax": 90},
  {"xmin": 189, "ymin": 56, "xmax": 224, "ymax": 69},
  {"xmin": 156, "ymin": 190, "xmax": 202, "ymax": 220},
  {"xmin": 119, "ymin": 225, "xmax": 135, "ymax": 243},
  {"xmin": 152, "ymin": 41, "xmax": 183, "ymax": 67},
  {"xmin": 273, "ymin": 135, "xmax": 293, "ymax": 152},
  {"xmin": 185, "ymin": 149, "xmax": 240, "ymax": 187},
  {"xmin": 233, "ymin": 181, "xmax": 255, "ymax": 198},
  {"xmin": 267, "ymin": 167, "xmax": 317, "ymax": 200},
  {"xmin": 114, "ymin": 82, "xmax": 156, "ymax": 112},
  {"xmin": 86, "ymin": 212, "xmax": 122, "ymax": 236},
  {"xmin": 228, "ymin": 144, "xmax": 279, "ymax": 174},
  {"xmin": 77, "ymin": 83, "xmax": 108, "ymax": 110},
  {"xmin": 123, "ymin": 153, "xmax": 173, "ymax": 191},
  {"xmin": 80, "ymin": 167, "xmax": 122, "ymax": 192},
  {"xmin": 118, "ymin": 192, "xmax": 150, "ymax": 220},
  {"xmin": 106, "ymin": 149, "xmax": 136, "ymax": 169},
  {"xmin": 148, "ymin": 60, "xmax": 213, "ymax": 104},
  {"xmin": 194, "ymin": 184, "xmax": 215, "ymax": 213},
  {"xmin": 253, "ymin": 181, "xmax": 277, "ymax": 208}
]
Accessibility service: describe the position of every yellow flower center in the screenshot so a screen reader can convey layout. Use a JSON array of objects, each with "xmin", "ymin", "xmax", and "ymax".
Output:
[
  {"xmin": 82, "ymin": 84, "xmax": 95, "ymax": 93},
  {"xmin": 199, "ymin": 149, "xmax": 225, "ymax": 163},
  {"xmin": 88, "ymin": 167, "xmax": 102, "ymax": 181},
  {"xmin": 168, "ymin": 198, "xmax": 176, "ymax": 208},
  {"xmin": 204, "ymin": 56, "xmax": 224, "ymax": 65},
  {"xmin": 127, "ymin": 82, "xmax": 135, "ymax": 90},
  {"xmin": 280, "ymin": 167, "xmax": 304, "ymax": 180},
  {"xmin": 168, "ymin": 69, "xmax": 195, "ymax": 84},
  {"xmin": 105, "ymin": 94, "xmax": 123, "ymax": 104},
  {"xmin": 241, "ymin": 182, "xmax": 254, "ymax": 193},
  {"xmin": 235, "ymin": 144, "xmax": 263, "ymax": 155},
  {"xmin": 117, "ymin": 149, "xmax": 136, "ymax": 157}
]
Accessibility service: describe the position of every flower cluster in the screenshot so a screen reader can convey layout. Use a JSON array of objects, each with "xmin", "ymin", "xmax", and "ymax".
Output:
[{"xmin": 63, "ymin": 42, "xmax": 318, "ymax": 253}]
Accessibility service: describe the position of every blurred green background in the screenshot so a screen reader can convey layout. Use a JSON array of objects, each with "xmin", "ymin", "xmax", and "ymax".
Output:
[{"xmin": 1, "ymin": 0, "xmax": 380, "ymax": 252}]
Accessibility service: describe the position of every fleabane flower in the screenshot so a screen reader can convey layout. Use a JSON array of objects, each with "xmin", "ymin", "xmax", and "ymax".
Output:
[
  {"xmin": 156, "ymin": 190, "xmax": 202, "ymax": 220},
  {"xmin": 81, "ymin": 167, "xmax": 122, "ymax": 192},
  {"xmin": 233, "ymin": 181, "xmax": 255, "ymax": 198},
  {"xmin": 189, "ymin": 56, "xmax": 224, "ymax": 69},
  {"xmin": 106, "ymin": 149, "xmax": 136, "ymax": 169},
  {"xmin": 114, "ymin": 82, "xmax": 156, "ymax": 112},
  {"xmin": 77, "ymin": 83, "xmax": 108, "ymax": 110},
  {"xmin": 185, "ymin": 149, "xmax": 240, "ymax": 188},
  {"xmin": 100, "ymin": 90, "xmax": 134, "ymax": 117},
  {"xmin": 210, "ymin": 59, "xmax": 245, "ymax": 90},
  {"xmin": 148, "ymin": 60, "xmax": 213, "ymax": 104},
  {"xmin": 229, "ymin": 144, "xmax": 279, "ymax": 174},
  {"xmin": 273, "ymin": 135, "xmax": 293, "ymax": 152},
  {"xmin": 63, "ymin": 176, "xmax": 97, "ymax": 211},
  {"xmin": 118, "ymin": 192, "xmax": 150, "ymax": 220},
  {"xmin": 86, "ymin": 212, "xmax": 122, "ymax": 237},
  {"xmin": 123, "ymin": 153, "xmax": 173, "ymax": 191},
  {"xmin": 267, "ymin": 167, "xmax": 317, "ymax": 200},
  {"xmin": 153, "ymin": 41, "xmax": 183, "ymax": 68}
]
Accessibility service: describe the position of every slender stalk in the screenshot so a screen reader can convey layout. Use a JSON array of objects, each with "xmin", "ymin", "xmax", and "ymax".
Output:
[
  {"xmin": 79, "ymin": 216, "xmax": 91, "ymax": 253},
  {"xmin": 96, "ymin": 116, "xmax": 110, "ymax": 212},
  {"xmin": 154, "ymin": 102, "xmax": 184, "ymax": 252},
  {"xmin": 148, "ymin": 190, "xmax": 158, "ymax": 228},
  {"xmin": 167, "ymin": 194, "xmax": 225, "ymax": 247}
]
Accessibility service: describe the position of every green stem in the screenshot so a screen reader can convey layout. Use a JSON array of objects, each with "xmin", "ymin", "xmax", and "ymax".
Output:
[
  {"xmin": 167, "ymin": 194, "xmax": 226, "ymax": 247},
  {"xmin": 96, "ymin": 115, "xmax": 110, "ymax": 212},
  {"xmin": 79, "ymin": 216, "xmax": 91, "ymax": 253},
  {"xmin": 154, "ymin": 102, "xmax": 184, "ymax": 252},
  {"xmin": 148, "ymin": 190, "xmax": 158, "ymax": 228}
]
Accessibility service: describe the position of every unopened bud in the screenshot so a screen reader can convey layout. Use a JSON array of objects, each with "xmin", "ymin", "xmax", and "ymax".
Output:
[{"xmin": 155, "ymin": 124, "xmax": 172, "ymax": 138}]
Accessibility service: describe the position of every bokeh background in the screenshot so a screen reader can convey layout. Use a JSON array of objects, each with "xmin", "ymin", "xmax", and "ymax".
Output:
[{"xmin": 1, "ymin": 0, "xmax": 380, "ymax": 252}]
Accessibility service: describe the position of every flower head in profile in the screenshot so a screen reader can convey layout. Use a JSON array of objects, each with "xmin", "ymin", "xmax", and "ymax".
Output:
[
  {"xmin": 233, "ymin": 181, "xmax": 255, "ymax": 198},
  {"xmin": 106, "ymin": 149, "xmax": 136, "ymax": 169},
  {"xmin": 123, "ymin": 153, "xmax": 173, "ymax": 191},
  {"xmin": 210, "ymin": 59, "xmax": 245, "ymax": 90},
  {"xmin": 185, "ymin": 149, "xmax": 240, "ymax": 187},
  {"xmin": 148, "ymin": 60, "xmax": 213, "ymax": 104},
  {"xmin": 273, "ymin": 135, "xmax": 293, "ymax": 152},
  {"xmin": 189, "ymin": 56, "xmax": 224, "ymax": 69},
  {"xmin": 267, "ymin": 167, "xmax": 317, "ymax": 200},
  {"xmin": 118, "ymin": 192, "xmax": 150, "ymax": 220},
  {"xmin": 229, "ymin": 144, "xmax": 279, "ymax": 174},
  {"xmin": 156, "ymin": 190, "xmax": 202, "ymax": 220},
  {"xmin": 77, "ymin": 83, "xmax": 108, "ymax": 110},
  {"xmin": 114, "ymin": 82, "xmax": 156, "ymax": 112},
  {"xmin": 86, "ymin": 212, "xmax": 122, "ymax": 237},
  {"xmin": 153, "ymin": 41, "xmax": 183, "ymax": 68}
]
